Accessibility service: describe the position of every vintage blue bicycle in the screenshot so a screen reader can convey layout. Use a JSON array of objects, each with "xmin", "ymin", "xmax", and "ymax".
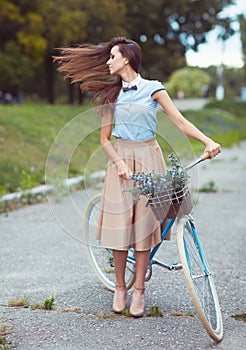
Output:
[{"xmin": 83, "ymin": 154, "xmax": 223, "ymax": 342}]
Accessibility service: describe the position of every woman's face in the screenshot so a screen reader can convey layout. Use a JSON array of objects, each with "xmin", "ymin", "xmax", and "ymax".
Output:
[{"xmin": 107, "ymin": 45, "xmax": 127, "ymax": 75}]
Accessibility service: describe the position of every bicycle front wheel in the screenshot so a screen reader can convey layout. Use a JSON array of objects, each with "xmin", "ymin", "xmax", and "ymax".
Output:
[
  {"xmin": 83, "ymin": 193, "xmax": 135, "ymax": 292},
  {"xmin": 176, "ymin": 217, "xmax": 223, "ymax": 342}
]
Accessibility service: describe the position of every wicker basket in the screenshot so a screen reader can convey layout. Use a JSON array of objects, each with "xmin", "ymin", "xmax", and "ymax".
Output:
[{"xmin": 147, "ymin": 184, "xmax": 193, "ymax": 220}]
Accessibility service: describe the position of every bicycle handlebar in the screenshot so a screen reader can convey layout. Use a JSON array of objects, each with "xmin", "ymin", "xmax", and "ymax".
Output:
[
  {"xmin": 185, "ymin": 152, "xmax": 210, "ymax": 171},
  {"xmin": 201, "ymin": 151, "xmax": 210, "ymax": 161}
]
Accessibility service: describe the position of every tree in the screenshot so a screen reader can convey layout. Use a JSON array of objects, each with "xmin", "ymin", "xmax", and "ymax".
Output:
[
  {"xmin": 81, "ymin": 0, "xmax": 126, "ymax": 43},
  {"xmin": 165, "ymin": 67, "xmax": 210, "ymax": 98},
  {"xmin": 201, "ymin": 65, "xmax": 243, "ymax": 98},
  {"xmin": 0, "ymin": 0, "xmax": 236, "ymax": 102},
  {"xmin": 239, "ymin": 14, "xmax": 246, "ymax": 84},
  {"xmin": 0, "ymin": 0, "xmax": 46, "ymax": 96},
  {"xmin": 0, "ymin": 41, "xmax": 35, "ymax": 97},
  {"xmin": 40, "ymin": 0, "xmax": 126, "ymax": 103},
  {"xmin": 123, "ymin": 0, "xmax": 235, "ymax": 80}
]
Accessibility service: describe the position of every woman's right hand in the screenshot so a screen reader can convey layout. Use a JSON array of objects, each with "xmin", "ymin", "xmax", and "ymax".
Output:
[{"xmin": 116, "ymin": 159, "xmax": 132, "ymax": 180}]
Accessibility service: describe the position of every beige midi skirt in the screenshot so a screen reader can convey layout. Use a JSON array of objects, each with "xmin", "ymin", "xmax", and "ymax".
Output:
[{"xmin": 96, "ymin": 136, "xmax": 167, "ymax": 251}]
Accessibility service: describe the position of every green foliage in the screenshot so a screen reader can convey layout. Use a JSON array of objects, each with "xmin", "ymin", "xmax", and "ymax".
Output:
[
  {"xmin": 0, "ymin": 0, "xmax": 236, "ymax": 101},
  {"xmin": 0, "ymin": 103, "xmax": 97, "ymax": 193},
  {"xmin": 0, "ymin": 324, "xmax": 15, "ymax": 349},
  {"xmin": 8, "ymin": 294, "xmax": 55, "ymax": 311},
  {"xmin": 181, "ymin": 101, "xmax": 246, "ymax": 153},
  {"xmin": 165, "ymin": 67, "xmax": 210, "ymax": 98},
  {"xmin": 8, "ymin": 294, "xmax": 30, "ymax": 308},
  {"xmin": 201, "ymin": 66, "xmax": 245, "ymax": 98},
  {"xmin": 97, "ymin": 312, "xmax": 118, "ymax": 320},
  {"xmin": 205, "ymin": 100, "xmax": 246, "ymax": 119},
  {"xmin": 31, "ymin": 296, "xmax": 55, "ymax": 310},
  {"xmin": 81, "ymin": 0, "xmax": 126, "ymax": 43},
  {"xmin": 16, "ymin": 12, "xmax": 47, "ymax": 64},
  {"xmin": 171, "ymin": 310, "xmax": 195, "ymax": 317},
  {"xmin": 239, "ymin": 15, "xmax": 246, "ymax": 83},
  {"xmin": 0, "ymin": 41, "xmax": 36, "ymax": 93},
  {"xmin": 231, "ymin": 313, "xmax": 246, "ymax": 322},
  {"xmin": 0, "ymin": 336, "xmax": 14, "ymax": 350},
  {"xmin": 121, "ymin": 309, "xmax": 131, "ymax": 317},
  {"xmin": 124, "ymin": 0, "xmax": 235, "ymax": 81},
  {"xmin": 199, "ymin": 181, "xmax": 218, "ymax": 193},
  {"xmin": 146, "ymin": 305, "xmax": 163, "ymax": 317}
]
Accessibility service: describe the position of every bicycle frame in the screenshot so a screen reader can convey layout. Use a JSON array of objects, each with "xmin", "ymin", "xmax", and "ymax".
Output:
[{"xmin": 126, "ymin": 218, "xmax": 181, "ymax": 278}]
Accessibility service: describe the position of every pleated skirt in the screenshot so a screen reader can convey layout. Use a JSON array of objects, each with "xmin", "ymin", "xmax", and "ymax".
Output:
[{"xmin": 96, "ymin": 136, "xmax": 166, "ymax": 251}]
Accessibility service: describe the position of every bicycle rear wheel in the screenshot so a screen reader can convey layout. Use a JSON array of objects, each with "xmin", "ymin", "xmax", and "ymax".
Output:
[
  {"xmin": 83, "ymin": 193, "xmax": 135, "ymax": 292},
  {"xmin": 176, "ymin": 217, "xmax": 223, "ymax": 342}
]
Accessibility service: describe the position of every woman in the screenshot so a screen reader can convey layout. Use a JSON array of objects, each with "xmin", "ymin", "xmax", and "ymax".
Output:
[{"xmin": 54, "ymin": 37, "xmax": 221, "ymax": 317}]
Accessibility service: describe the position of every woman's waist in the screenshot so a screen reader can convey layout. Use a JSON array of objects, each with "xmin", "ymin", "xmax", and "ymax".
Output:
[{"xmin": 114, "ymin": 136, "xmax": 157, "ymax": 148}]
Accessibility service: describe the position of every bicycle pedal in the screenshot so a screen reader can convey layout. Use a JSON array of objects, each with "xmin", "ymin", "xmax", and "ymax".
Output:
[{"xmin": 170, "ymin": 262, "xmax": 182, "ymax": 270}]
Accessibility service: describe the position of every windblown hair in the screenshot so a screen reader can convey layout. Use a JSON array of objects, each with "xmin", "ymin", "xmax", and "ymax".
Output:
[{"xmin": 53, "ymin": 37, "xmax": 142, "ymax": 107}]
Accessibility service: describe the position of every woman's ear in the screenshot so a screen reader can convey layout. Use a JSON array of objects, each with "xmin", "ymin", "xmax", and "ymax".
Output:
[{"xmin": 124, "ymin": 57, "xmax": 129, "ymax": 65}]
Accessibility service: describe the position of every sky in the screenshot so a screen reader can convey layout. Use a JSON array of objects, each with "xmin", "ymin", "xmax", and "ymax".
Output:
[{"xmin": 185, "ymin": 0, "xmax": 246, "ymax": 68}]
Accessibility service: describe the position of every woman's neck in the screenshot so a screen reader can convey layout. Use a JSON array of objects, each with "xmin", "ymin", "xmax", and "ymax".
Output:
[{"xmin": 120, "ymin": 67, "xmax": 138, "ymax": 83}]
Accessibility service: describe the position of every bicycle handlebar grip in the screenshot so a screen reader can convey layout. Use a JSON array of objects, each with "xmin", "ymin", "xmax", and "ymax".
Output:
[{"xmin": 201, "ymin": 152, "xmax": 210, "ymax": 161}]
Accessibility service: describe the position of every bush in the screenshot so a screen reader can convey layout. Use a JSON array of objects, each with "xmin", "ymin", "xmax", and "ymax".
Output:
[{"xmin": 165, "ymin": 67, "xmax": 210, "ymax": 98}]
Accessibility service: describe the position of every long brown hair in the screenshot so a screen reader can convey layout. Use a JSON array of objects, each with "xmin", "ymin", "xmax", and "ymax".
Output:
[{"xmin": 53, "ymin": 37, "xmax": 142, "ymax": 107}]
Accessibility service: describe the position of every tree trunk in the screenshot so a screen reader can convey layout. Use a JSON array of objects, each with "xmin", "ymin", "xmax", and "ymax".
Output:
[
  {"xmin": 78, "ymin": 84, "xmax": 84, "ymax": 104},
  {"xmin": 45, "ymin": 51, "xmax": 55, "ymax": 104},
  {"xmin": 68, "ymin": 80, "xmax": 74, "ymax": 104}
]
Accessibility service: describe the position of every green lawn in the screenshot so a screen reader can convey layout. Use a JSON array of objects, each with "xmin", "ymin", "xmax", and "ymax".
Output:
[{"xmin": 0, "ymin": 100, "xmax": 245, "ymax": 195}]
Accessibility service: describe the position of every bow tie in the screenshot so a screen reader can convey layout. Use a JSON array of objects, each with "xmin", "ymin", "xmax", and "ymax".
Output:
[{"xmin": 122, "ymin": 85, "xmax": 138, "ymax": 92}]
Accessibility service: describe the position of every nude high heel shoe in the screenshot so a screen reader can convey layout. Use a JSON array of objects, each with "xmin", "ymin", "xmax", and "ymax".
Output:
[
  {"xmin": 129, "ymin": 287, "xmax": 145, "ymax": 318},
  {"xmin": 112, "ymin": 285, "xmax": 127, "ymax": 314}
]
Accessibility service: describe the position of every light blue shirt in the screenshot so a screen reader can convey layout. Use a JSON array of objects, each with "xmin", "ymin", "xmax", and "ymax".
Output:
[{"xmin": 112, "ymin": 74, "xmax": 165, "ymax": 141}]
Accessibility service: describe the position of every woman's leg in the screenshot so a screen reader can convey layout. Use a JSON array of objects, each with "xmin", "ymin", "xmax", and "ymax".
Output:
[
  {"xmin": 112, "ymin": 250, "xmax": 128, "ymax": 286},
  {"xmin": 130, "ymin": 249, "xmax": 150, "ymax": 317},
  {"xmin": 134, "ymin": 249, "xmax": 150, "ymax": 288},
  {"xmin": 112, "ymin": 249, "xmax": 128, "ymax": 313}
]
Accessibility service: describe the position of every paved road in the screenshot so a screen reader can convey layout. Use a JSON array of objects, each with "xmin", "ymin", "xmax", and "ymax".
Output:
[
  {"xmin": 0, "ymin": 143, "xmax": 245, "ymax": 349},
  {"xmin": 173, "ymin": 98, "xmax": 209, "ymax": 111}
]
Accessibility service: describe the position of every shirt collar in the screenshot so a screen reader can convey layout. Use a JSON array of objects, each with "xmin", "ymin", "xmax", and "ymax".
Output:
[{"xmin": 122, "ymin": 74, "xmax": 141, "ymax": 89}]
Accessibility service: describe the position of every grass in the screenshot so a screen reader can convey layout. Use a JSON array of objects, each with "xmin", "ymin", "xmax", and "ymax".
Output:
[
  {"xmin": 171, "ymin": 310, "xmax": 195, "ymax": 318},
  {"xmin": 0, "ymin": 325, "xmax": 15, "ymax": 350},
  {"xmin": 0, "ymin": 100, "xmax": 245, "ymax": 197},
  {"xmin": 0, "ymin": 102, "xmax": 103, "ymax": 195},
  {"xmin": 8, "ymin": 295, "xmax": 55, "ymax": 311},
  {"xmin": 146, "ymin": 305, "xmax": 163, "ymax": 317},
  {"xmin": 30, "ymin": 296, "xmax": 55, "ymax": 310},
  {"xmin": 199, "ymin": 180, "xmax": 218, "ymax": 193},
  {"xmin": 0, "ymin": 337, "xmax": 14, "ymax": 350},
  {"xmin": 8, "ymin": 294, "xmax": 30, "ymax": 308},
  {"xmin": 231, "ymin": 313, "xmax": 246, "ymax": 322}
]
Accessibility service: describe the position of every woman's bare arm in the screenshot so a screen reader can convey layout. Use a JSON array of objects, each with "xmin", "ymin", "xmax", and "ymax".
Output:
[
  {"xmin": 100, "ymin": 109, "xmax": 132, "ymax": 179},
  {"xmin": 153, "ymin": 90, "xmax": 221, "ymax": 158}
]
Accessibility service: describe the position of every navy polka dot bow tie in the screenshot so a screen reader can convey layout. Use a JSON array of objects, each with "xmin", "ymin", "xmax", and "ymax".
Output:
[{"xmin": 122, "ymin": 85, "xmax": 138, "ymax": 92}]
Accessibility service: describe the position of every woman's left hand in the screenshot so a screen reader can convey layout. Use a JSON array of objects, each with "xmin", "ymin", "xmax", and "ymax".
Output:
[{"xmin": 204, "ymin": 140, "xmax": 222, "ymax": 159}]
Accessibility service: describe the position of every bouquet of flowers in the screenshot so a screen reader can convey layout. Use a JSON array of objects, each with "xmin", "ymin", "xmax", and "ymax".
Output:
[
  {"xmin": 128, "ymin": 153, "xmax": 191, "ymax": 219},
  {"xmin": 129, "ymin": 153, "xmax": 189, "ymax": 201}
]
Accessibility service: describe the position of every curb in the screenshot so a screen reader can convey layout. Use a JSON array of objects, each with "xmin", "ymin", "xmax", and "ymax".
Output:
[{"xmin": 0, "ymin": 171, "xmax": 105, "ymax": 212}]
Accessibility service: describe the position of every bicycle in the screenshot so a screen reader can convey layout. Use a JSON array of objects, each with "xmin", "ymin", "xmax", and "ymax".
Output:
[{"xmin": 83, "ymin": 153, "xmax": 223, "ymax": 342}]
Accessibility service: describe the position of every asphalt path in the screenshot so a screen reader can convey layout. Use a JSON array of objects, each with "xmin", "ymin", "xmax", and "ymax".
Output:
[{"xmin": 0, "ymin": 142, "xmax": 245, "ymax": 349}]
